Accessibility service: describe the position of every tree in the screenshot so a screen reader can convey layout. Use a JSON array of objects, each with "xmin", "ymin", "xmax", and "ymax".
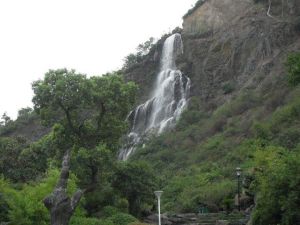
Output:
[
  {"xmin": 1, "ymin": 113, "xmax": 12, "ymax": 125},
  {"xmin": 0, "ymin": 137, "xmax": 29, "ymax": 182},
  {"xmin": 123, "ymin": 37, "xmax": 155, "ymax": 70},
  {"xmin": 252, "ymin": 146, "xmax": 300, "ymax": 225},
  {"xmin": 112, "ymin": 161, "xmax": 157, "ymax": 217},
  {"xmin": 32, "ymin": 69, "xmax": 137, "ymax": 225},
  {"xmin": 136, "ymin": 37, "xmax": 155, "ymax": 56}
]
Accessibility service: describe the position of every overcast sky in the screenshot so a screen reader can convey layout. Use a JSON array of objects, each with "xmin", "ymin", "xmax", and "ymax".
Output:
[{"xmin": 0, "ymin": 0, "xmax": 196, "ymax": 119}]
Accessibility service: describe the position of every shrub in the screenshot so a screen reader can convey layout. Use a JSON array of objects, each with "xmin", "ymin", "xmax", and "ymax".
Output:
[
  {"xmin": 286, "ymin": 52, "xmax": 300, "ymax": 86},
  {"xmin": 70, "ymin": 217, "xmax": 115, "ymax": 225},
  {"xmin": 252, "ymin": 147, "xmax": 300, "ymax": 225},
  {"xmin": 102, "ymin": 206, "xmax": 120, "ymax": 218},
  {"xmin": 2, "ymin": 169, "xmax": 84, "ymax": 225},
  {"xmin": 70, "ymin": 217, "xmax": 114, "ymax": 225},
  {"xmin": 109, "ymin": 213, "xmax": 137, "ymax": 225},
  {"xmin": 222, "ymin": 82, "xmax": 235, "ymax": 94}
]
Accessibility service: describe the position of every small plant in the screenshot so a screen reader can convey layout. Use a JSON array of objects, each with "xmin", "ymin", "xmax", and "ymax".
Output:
[{"xmin": 222, "ymin": 82, "xmax": 235, "ymax": 94}]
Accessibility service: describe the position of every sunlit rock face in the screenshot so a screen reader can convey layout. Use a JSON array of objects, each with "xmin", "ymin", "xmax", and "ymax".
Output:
[
  {"xmin": 182, "ymin": 0, "xmax": 300, "ymax": 35},
  {"xmin": 182, "ymin": 0, "xmax": 252, "ymax": 34},
  {"xmin": 119, "ymin": 33, "xmax": 190, "ymax": 160}
]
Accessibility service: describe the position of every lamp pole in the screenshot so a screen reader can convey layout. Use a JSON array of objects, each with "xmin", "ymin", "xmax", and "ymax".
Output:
[
  {"xmin": 236, "ymin": 167, "xmax": 241, "ymax": 211},
  {"xmin": 154, "ymin": 191, "xmax": 163, "ymax": 225}
]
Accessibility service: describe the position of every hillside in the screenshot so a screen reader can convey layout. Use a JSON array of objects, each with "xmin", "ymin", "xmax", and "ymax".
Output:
[{"xmin": 123, "ymin": 0, "xmax": 300, "ymax": 222}]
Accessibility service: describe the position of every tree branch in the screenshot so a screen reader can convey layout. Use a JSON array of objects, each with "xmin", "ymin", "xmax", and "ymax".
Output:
[
  {"xmin": 58, "ymin": 101, "xmax": 81, "ymax": 137},
  {"xmin": 55, "ymin": 149, "xmax": 71, "ymax": 190},
  {"xmin": 70, "ymin": 190, "xmax": 84, "ymax": 212},
  {"xmin": 96, "ymin": 102, "xmax": 106, "ymax": 133}
]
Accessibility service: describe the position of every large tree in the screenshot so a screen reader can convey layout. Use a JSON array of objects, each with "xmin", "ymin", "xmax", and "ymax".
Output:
[
  {"xmin": 112, "ymin": 161, "xmax": 157, "ymax": 217},
  {"xmin": 32, "ymin": 69, "xmax": 137, "ymax": 225}
]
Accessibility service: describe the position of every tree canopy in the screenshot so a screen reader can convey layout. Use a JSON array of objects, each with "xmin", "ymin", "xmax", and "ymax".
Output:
[{"xmin": 31, "ymin": 69, "xmax": 137, "ymax": 225}]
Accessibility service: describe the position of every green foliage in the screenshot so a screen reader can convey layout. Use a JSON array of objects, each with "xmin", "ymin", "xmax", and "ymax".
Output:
[
  {"xmin": 136, "ymin": 37, "xmax": 155, "ymax": 56},
  {"xmin": 0, "ymin": 108, "xmax": 39, "ymax": 136},
  {"xmin": 123, "ymin": 54, "xmax": 142, "ymax": 70},
  {"xmin": 253, "ymin": 93, "xmax": 300, "ymax": 148},
  {"xmin": 32, "ymin": 68, "xmax": 137, "ymax": 178},
  {"xmin": 222, "ymin": 82, "xmax": 235, "ymax": 94},
  {"xmin": 162, "ymin": 168, "xmax": 235, "ymax": 213},
  {"xmin": 32, "ymin": 69, "xmax": 137, "ymax": 151},
  {"xmin": 123, "ymin": 37, "xmax": 155, "ymax": 70},
  {"xmin": 252, "ymin": 146, "xmax": 300, "ymax": 225},
  {"xmin": 102, "ymin": 206, "xmax": 120, "ymax": 218},
  {"xmin": 286, "ymin": 52, "xmax": 300, "ymax": 86},
  {"xmin": 70, "ymin": 212, "xmax": 137, "ymax": 225},
  {"xmin": 109, "ymin": 213, "xmax": 137, "ymax": 225},
  {"xmin": 0, "ymin": 177, "xmax": 10, "ymax": 222},
  {"xmin": 0, "ymin": 113, "xmax": 15, "ymax": 135},
  {"xmin": 112, "ymin": 161, "xmax": 157, "ymax": 217},
  {"xmin": 0, "ymin": 132, "xmax": 59, "ymax": 183},
  {"xmin": 70, "ymin": 217, "xmax": 114, "ymax": 225},
  {"xmin": 30, "ymin": 69, "xmax": 138, "ymax": 222},
  {"xmin": 0, "ymin": 169, "xmax": 83, "ymax": 225},
  {"xmin": 0, "ymin": 137, "xmax": 28, "ymax": 182}
]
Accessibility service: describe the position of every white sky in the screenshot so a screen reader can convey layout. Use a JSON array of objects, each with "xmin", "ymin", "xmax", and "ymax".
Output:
[{"xmin": 0, "ymin": 0, "xmax": 196, "ymax": 119}]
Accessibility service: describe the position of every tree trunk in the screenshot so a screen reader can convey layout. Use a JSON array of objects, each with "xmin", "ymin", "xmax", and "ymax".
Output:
[{"xmin": 43, "ymin": 150, "xmax": 84, "ymax": 225}]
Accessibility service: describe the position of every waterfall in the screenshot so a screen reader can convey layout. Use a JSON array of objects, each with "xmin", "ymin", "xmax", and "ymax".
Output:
[{"xmin": 119, "ymin": 33, "xmax": 191, "ymax": 160}]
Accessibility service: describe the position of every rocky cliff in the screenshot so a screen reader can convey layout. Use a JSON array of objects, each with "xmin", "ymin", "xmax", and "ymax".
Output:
[
  {"xmin": 124, "ymin": 0, "xmax": 300, "ymax": 215},
  {"xmin": 125, "ymin": 0, "xmax": 300, "ymax": 116},
  {"xmin": 178, "ymin": 0, "xmax": 300, "ymax": 112}
]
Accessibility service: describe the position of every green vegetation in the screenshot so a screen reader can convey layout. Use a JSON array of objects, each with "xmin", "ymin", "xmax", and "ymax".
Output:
[
  {"xmin": 112, "ymin": 161, "xmax": 157, "ymax": 217},
  {"xmin": 0, "ymin": 38, "xmax": 299, "ymax": 225},
  {"xmin": 0, "ymin": 169, "xmax": 83, "ymax": 225},
  {"xmin": 0, "ymin": 69, "xmax": 154, "ymax": 225},
  {"xmin": 0, "ymin": 108, "xmax": 39, "ymax": 136},
  {"xmin": 251, "ymin": 146, "xmax": 300, "ymax": 225},
  {"xmin": 222, "ymin": 82, "xmax": 235, "ymax": 94},
  {"xmin": 286, "ymin": 52, "xmax": 300, "ymax": 86},
  {"xmin": 123, "ymin": 37, "xmax": 155, "ymax": 70},
  {"xmin": 130, "ymin": 53, "xmax": 300, "ymax": 223}
]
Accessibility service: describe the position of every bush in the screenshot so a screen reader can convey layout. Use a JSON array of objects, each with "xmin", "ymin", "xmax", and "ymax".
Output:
[
  {"xmin": 109, "ymin": 213, "xmax": 137, "ymax": 225},
  {"xmin": 252, "ymin": 147, "xmax": 300, "ymax": 225},
  {"xmin": 286, "ymin": 52, "xmax": 300, "ymax": 86},
  {"xmin": 70, "ymin": 217, "xmax": 114, "ymax": 225},
  {"xmin": 102, "ymin": 206, "xmax": 119, "ymax": 218},
  {"xmin": 1, "ymin": 170, "xmax": 84, "ymax": 225},
  {"xmin": 222, "ymin": 82, "xmax": 235, "ymax": 94},
  {"xmin": 112, "ymin": 161, "xmax": 157, "ymax": 217}
]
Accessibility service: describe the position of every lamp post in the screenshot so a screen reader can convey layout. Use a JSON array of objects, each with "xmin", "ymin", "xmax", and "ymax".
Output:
[
  {"xmin": 154, "ymin": 191, "xmax": 163, "ymax": 225},
  {"xmin": 236, "ymin": 167, "xmax": 241, "ymax": 211}
]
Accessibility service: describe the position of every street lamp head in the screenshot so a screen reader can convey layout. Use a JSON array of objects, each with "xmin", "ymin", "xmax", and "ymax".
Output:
[
  {"xmin": 236, "ymin": 167, "xmax": 241, "ymax": 177},
  {"xmin": 154, "ymin": 191, "xmax": 163, "ymax": 198}
]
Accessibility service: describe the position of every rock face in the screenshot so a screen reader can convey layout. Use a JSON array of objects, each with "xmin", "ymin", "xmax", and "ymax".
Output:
[
  {"xmin": 125, "ymin": 0, "xmax": 300, "ymax": 112},
  {"xmin": 123, "ymin": 0, "xmax": 300, "ymax": 159},
  {"xmin": 178, "ymin": 0, "xmax": 300, "ymax": 111},
  {"xmin": 183, "ymin": 0, "xmax": 300, "ymax": 35},
  {"xmin": 182, "ymin": 0, "xmax": 252, "ymax": 34}
]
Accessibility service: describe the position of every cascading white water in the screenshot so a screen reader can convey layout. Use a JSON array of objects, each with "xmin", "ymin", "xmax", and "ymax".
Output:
[{"xmin": 119, "ymin": 33, "xmax": 191, "ymax": 160}]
